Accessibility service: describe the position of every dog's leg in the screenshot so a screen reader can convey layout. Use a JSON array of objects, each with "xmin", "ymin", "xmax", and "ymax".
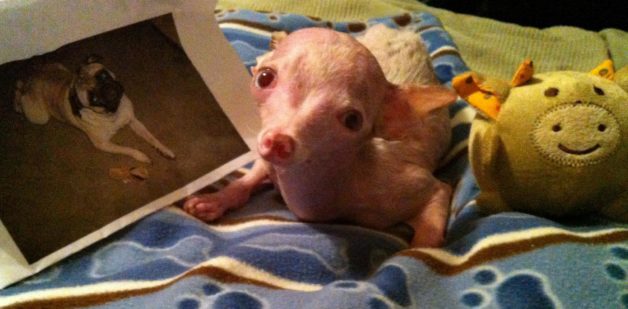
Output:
[
  {"xmin": 19, "ymin": 96, "xmax": 51, "ymax": 125},
  {"xmin": 183, "ymin": 159, "xmax": 269, "ymax": 221},
  {"xmin": 129, "ymin": 118, "xmax": 176, "ymax": 159},
  {"xmin": 90, "ymin": 137, "xmax": 152, "ymax": 163},
  {"xmin": 406, "ymin": 180, "xmax": 451, "ymax": 248}
]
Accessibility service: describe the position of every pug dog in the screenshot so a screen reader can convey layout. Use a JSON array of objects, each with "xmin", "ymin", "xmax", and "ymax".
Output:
[{"xmin": 14, "ymin": 55, "xmax": 175, "ymax": 163}]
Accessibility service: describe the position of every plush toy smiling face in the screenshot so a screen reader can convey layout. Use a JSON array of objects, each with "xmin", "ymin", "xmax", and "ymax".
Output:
[
  {"xmin": 493, "ymin": 70, "xmax": 627, "ymax": 214},
  {"xmin": 525, "ymin": 72, "xmax": 624, "ymax": 167}
]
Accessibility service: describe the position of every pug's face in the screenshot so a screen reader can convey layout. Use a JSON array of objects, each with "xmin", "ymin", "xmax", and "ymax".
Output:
[{"xmin": 75, "ymin": 59, "xmax": 124, "ymax": 114}]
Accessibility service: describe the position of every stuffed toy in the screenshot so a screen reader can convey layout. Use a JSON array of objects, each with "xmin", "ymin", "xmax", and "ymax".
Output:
[{"xmin": 453, "ymin": 60, "xmax": 627, "ymax": 221}]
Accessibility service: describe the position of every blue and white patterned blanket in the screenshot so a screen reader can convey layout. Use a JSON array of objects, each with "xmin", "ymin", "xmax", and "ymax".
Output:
[{"xmin": 2, "ymin": 10, "xmax": 627, "ymax": 309}]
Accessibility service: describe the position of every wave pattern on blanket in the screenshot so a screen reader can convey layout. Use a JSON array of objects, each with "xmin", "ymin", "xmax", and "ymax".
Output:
[{"xmin": 1, "ymin": 10, "xmax": 627, "ymax": 309}]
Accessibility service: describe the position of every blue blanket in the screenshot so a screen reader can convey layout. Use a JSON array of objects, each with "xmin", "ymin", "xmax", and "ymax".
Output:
[{"xmin": 2, "ymin": 10, "xmax": 627, "ymax": 309}]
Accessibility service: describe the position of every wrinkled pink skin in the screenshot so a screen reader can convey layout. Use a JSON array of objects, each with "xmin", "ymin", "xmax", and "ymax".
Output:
[{"xmin": 184, "ymin": 28, "xmax": 456, "ymax": 247}]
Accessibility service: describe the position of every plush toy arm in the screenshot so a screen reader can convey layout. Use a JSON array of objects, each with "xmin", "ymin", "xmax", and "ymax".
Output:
[
  {"xmin": 600, "ymin": 190, "xmax": 628, "ymax": 223},
  {"xmin": 470, "ymin": 118, "xmax": 500, "ymax": 176},
  {"xmin": 470, "ymin": 118, "xmax": 511, "ymax": 213}
]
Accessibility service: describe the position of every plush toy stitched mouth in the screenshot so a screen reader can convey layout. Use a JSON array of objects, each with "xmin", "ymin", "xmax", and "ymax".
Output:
[{"xmin": 558, "ymin": 143, "xmax": 600, "ymax": 155}]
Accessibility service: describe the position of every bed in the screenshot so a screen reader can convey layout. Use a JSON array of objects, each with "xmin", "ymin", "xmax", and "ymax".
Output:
[{"xmin": 1, "ymin": 1, "xmax": 627, "ymax": 308}]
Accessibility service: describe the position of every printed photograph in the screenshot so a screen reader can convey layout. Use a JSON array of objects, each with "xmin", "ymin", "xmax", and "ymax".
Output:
[{"xmin": 0, "ymin": 15, "xmax": 249, "ymax": 263}]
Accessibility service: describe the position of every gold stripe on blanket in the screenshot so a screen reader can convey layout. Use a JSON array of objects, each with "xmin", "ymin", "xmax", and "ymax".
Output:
[{"xmin": 399, "ymin": 227, "xmax": 628, "ymax": 276}]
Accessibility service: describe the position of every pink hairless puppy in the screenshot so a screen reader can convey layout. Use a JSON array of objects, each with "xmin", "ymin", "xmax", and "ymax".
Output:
[{"xmin": 184, "ymin": 26, "xmax": 456, "ymax": 247}]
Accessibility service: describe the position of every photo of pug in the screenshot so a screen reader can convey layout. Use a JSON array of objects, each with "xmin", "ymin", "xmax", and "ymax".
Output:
[
  {"xmin": 13, "ymin": 55, "xmax": 175, "ymax": 163},
  {"xmin": 0, "ymin": 16, "xmax": 250, "ymax": 264}
]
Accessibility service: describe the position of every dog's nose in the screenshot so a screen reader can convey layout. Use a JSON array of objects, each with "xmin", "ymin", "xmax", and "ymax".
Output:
[
  {"xmin": 258, "ymin": 131, "xmax": 295, "ymax": 165},
  {"xmin": 102, "ymin": 82, "xmax": 123, "ymax": 102},
  {"xmin": 95, "ymin": 81, "xmax": 124, "ymax": 112}
]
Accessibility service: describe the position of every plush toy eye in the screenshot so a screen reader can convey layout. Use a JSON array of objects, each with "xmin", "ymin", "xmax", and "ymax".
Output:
[
  {"xmin": 544, "ymin": 87, "xmax": 559, "ymax": 97},
  {"xmin": 339, "ymin": 109, "xmax": 363, "ymax": 132},
  {"xmin": 255, "ymin": 68, "xmax": 277, "ymax": 89},
  {"xmin": 593, "ymin": 86, "xmax": 605, "ymax": 96}
]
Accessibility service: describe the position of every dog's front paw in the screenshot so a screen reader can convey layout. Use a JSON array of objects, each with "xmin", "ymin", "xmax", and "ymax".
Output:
[
  {"xmin": 183, "ymin": 193, "xmax": 230, "ymax": 222},
  {"xmin": 158, "ymin": 147, "xmax": 176, "ymax": 160},
  {"xmin": 132, "ymin": 151, "xmax": 152, "ymax": 164}
]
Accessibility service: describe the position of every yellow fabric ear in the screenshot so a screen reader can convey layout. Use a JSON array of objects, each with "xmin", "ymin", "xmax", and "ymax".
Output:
[
  {"xmin": 452, "ymin": 72, "xmax": 481, "ymax": 97},
  {"xmin": 510, "ymin": 59, "xmax": 534, "ymax": 86},
  {"xmin": 452, "ymin": 72, "xmax": 501, "ymax": 120},
  {"xmin": 590, "ymin": 59, "xmax": 615, "ymax": 80}
]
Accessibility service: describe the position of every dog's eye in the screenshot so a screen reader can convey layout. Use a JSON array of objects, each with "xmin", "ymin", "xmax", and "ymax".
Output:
[
  {"xmin": 98, "ymin": 71, "xmax": 109, "ymax": 81},
  {"xmin": 255, "ymin": 68, "xmax": 277, "ymax": 89},
  {"xmin": 339, "ymin": 109, "xmax": 363, "ymax": 132}
]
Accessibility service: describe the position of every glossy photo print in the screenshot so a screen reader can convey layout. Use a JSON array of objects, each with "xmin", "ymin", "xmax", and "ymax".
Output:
[{"xmin": 0, "ymin": 14, "xmax": 249, "ymax": 264}]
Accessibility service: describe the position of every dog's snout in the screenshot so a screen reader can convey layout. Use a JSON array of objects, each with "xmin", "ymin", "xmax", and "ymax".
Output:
[
  {"xmin": 258, "ymin": 131, "xmax": 296, "ymax": 165},
  {"xmin": 89, "ymin": 80, "xmax": 124, "ymax": 113},
  {"xmin": 102, "ymin": 82, "xmax": 124, "ymax": 102}
]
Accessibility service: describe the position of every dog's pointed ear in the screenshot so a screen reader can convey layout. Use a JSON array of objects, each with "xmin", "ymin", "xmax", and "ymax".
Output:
[
  {"xmin": 84, "ymin": 54, "xmax": 104, "ymax": 65},
  {"xmin": 376, "ymin": 84, "xmax": 456, "ymax": 139}
]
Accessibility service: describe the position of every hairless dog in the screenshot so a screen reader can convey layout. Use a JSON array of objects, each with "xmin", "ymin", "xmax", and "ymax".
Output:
[{"xmin": 184, "ymin": 26, "xmax": 456, "ymax": 247}]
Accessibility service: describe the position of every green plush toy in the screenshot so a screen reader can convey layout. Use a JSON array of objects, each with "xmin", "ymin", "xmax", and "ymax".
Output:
[{"xmin": 453, "ymin": 60, "xmax": 627, "ymax": 221}]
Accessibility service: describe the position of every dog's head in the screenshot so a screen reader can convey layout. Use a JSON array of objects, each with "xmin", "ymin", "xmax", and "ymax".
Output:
[{"xmin": 74, "ymin": 55, "xmax": 124, "ymax": 114}]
